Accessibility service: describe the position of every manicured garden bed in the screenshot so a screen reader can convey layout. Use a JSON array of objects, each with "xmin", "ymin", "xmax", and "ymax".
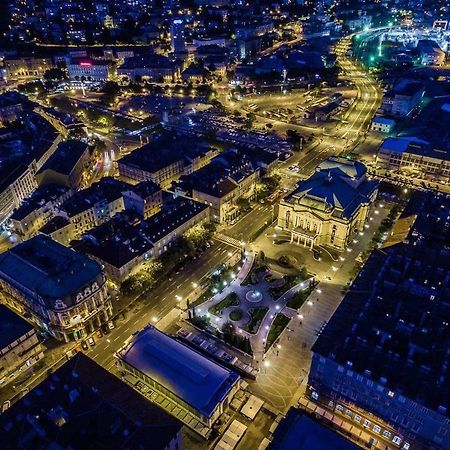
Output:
[
  {"xmin": 229, "ymin": 308, "xmax": 243, "ymax": 321},
  {"xmin": 208, "ymin": 292, "xmax": 240, "ymax": 316},
  {"xmin": 286, "ymin": 286, "xmax": 314, "ymax": 309},
  {"xmin": 265, "ymin": 314, "xmax": 290, "ymax": 351},
  {"xmin": 244, "ymin": 307, "xmax": 269, "ymax": 334},
  {"xmin": 269, "ymin": 270, "xmax": 308, "ymax": 299}
]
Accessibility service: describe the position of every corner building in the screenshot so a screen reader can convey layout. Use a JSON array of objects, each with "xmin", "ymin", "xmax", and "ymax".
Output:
[{"xmin": 0, "ymin": 235, "xmax": 111, "ymax": 342}]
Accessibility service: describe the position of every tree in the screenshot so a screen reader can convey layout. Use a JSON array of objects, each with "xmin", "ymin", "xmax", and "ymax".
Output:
[
  {"xmin": 243, "ymin": 112, "xmax": 256, "ymax": 130},
  {"xmin": 236, "ymin": 197, "xmax": 250, "ymax": 211},
  {"xmin": 286, "ymin": 129, "xmax": 304, "ymax": 151},
  {"xmin": 43, "ymin": 68, "xmax": 66, "ymax": 81}
]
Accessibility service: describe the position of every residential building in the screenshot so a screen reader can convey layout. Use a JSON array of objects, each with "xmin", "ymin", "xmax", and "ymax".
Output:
[
  {"xmin": 38, "ymin": 215, "xmax": 73, "ymax": 246},
  {"xmin": 35, "ymin": 106, "xmax": 87, "ymax": 138},
  {"xmin": 9, "ymin": 183, "xmax": 72, "ymax": 241},
  {"xmin": 35, "ymin": 139, "xmax": 90, "ymax": 189},
  {"xmin": 381, "ymin": 80, "xmax": 425, "ymax": 117},
  {"xmin": 370, "ymin": 117, "xmax": 396, "ymax": 133},
  {"xmin": 0, "ymin": 353, "xmax": 184, "ymax": 450},
  {"xmin": 122, "ymin": 180, "xmax": 163, "ymax": 218},
  {"xmin": 0, "ymin": 305, "xmax": 44, "ymax": 387},
  {"xmin": 277, "ymin": 158, "xmax": 378, "ymax": 250},
  {"xmin": 176, "ymin": 150, "xmax": 259, "ymax": 224},
  {"xmin": 0, "ymin": 111, "xmax": 61, "ymax": 223},
  {"xmin": 308, "ymin": 191, "xmax": 450, "ymax": 450},
  {"xmin": 118, "ymin": 133, "xmax": 217, "ymax": 188},
  {"xmin": 3, "ymin": 56, "xmax": 53, "ymax": 81},
  {"xmin": 116, "ymin": 326, "xmax": 241, "ymax": 437},
  {"xmin": 78, "ymin": 195, "xmax": 209, "ymax": 282},
  {"xmin": 377, "ymin": 137, "xmax": 450, "ymax": 183},
  {"xmin": 59, "ymin": 177, "xmax": 129, "ymax": 238},
  {"xmin": 269, "ymin": 408, "xmax": 360, "ymax": 450},
  {"xmin": 0, "ymin": 235, "xmax": 111, "ymax": 342},
  {"xmin": 117, "ymin": 54, "xmax": 181, "ymax": 83},
  {"xmin": 0, "ymin": 91, "xmax": 30, "ymax": 123}
]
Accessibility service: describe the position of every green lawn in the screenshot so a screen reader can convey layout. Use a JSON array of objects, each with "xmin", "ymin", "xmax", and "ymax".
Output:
[
  {"xmin": 286, "ymin": 286, "xmax": 313, "ymax": 309},
  {"xmin": 269, "ymin": 270, "xmax": 308, "ymax": 300},
  {"xmin": 265, "ymin": 314, "xmax": 290, "ymax": 351},
  {"xmin": 244, "ymin": 307, "xmax": 269, "ymax": 334},
  {"xmin": 209, "ymin": 292, "xmax": 240, "ymax": 316},
  {"xmin": 229, "ymin": 309, "xmax": 243, "ymax": 321}
]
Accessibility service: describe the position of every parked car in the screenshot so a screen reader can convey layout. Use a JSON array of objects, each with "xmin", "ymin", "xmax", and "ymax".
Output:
[
  {"xmin": 108, "ymin": 321, "xmax": 115, "ymax": 330},
  {"xmin": 96, "ymin": 329, "xmax": 103, "ymax": 338},
  {"xmin": 88, "ymin": 337, "xmax": 95, "ymax": 347},
  {"xmin": 81, "ymin": 341, "xmax": 88, "ymax": 351}
]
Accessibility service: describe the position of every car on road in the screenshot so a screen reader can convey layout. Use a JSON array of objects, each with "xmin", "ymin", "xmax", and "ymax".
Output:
[
  {"xmin": 96, "ymin": 329, "xmax": 103, "ymax": 338},
  {"xmin": 88, "ymin": 337, "xmax": 95, "ymax": 347},
  {"xmin": 108, "ymin": 321, "xmax": 115, "ymax": 330},
  {"xmin": 81, "ymin": 341, "xmax": 89, "ymax": 351}
]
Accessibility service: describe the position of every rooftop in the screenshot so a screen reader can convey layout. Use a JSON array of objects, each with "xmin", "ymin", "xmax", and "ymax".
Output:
[
  {"xmin": 178, "ymin": 150, "xmax": 257, "ymax": 198},
  {"xmin": 118, "ymin": 132, "xmax": 203, "ymax": 175},
  {"xmin": 10, "ymin": 184, "xmax": 70, "ymax": 221},
  {"xmin": 285, "ymin": 158, "xmax": 377, "ymax": 219},
  {"xmin": 141, "ymin": 194, "xmax": 209, "ymax": 243},
  {"xmin": 0, "ymin": 235, "xmax": 103, "ymax": 309},
  {"xmin": 0, "ymin": 305, "xmax": 34, "ymax": 350},
  {"xmin": 269, "ymin": 408, "xmax": 359, "ymax": 450},
  {"xmin": 61, "ymin": 177, "xmax": 129, "ymax": 217},
  {"xmin": 119, "ymin": 326, "xmax": 240, "ymax": 418},
  {"xmin": 37, "ymin": 139, "xmax": 88, "ymax": 176},
  {"xmin": 312, "ymin": 192, "xmax": 450, "ymax": 416},
  {"xmin": 0, "ymin": 353, "xmax": 183, "ymax": 449}
]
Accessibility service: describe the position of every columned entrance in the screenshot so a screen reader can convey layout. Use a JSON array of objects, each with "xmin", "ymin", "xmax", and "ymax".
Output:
[{"xmin": 290, "ymin": 228, "xmax": 317, "ymax": 249}]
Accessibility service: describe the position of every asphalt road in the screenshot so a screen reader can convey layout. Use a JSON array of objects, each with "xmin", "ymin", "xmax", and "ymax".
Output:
[{"xmin": 74, "ymin": 240, "xmax": 238, "ymax": 370}]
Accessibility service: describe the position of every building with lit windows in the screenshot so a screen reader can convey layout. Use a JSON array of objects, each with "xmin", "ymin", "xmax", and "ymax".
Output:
[
  {"xmin": 170, "ymin": 19, "xmax": 186, "ymax": 53},
  {"xmin": 66, "ymin": 58, "xmax": 115, "ymax": 81},
  {"xmin": 277, "ymin": 158, "xmax": 378, "ymax": 250},
  {"xmin": 308, "ymin": 192, "xmax": 450, "ymax": 450},
  {"xmin": 0, "ymin": 305, "xmax": 44, "ymax": 387},
  {"xmin": 0, "ymin": 235, "xmax": 111, "ymax": 342},
  {"xmin": 377, "ymin": 137, "xmax": 450, "ymax": 183}
]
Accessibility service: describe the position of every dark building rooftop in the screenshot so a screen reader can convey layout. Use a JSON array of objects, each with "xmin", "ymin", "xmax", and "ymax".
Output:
[
  {"xmin": 10, "ymin": 184, "xmax": 70, "ymax": 221},
  {"xmin": 118, "ymin": 132, "xmax": 211, "ymax": 175},
  {"xmin": 312, "ymin": 191, "xmax": 450, "ymax": 416},
  {"xmin": 0, "ymin": 353, "xmax": 183, "ymax": 450},
  {"xmin": 177, "ymin": 150, "xmax": 257, "ymax": 198},
  {"xmin": 0, "ymin": 305, "xmax": 34, "ymax": 351},
  {"xmin": 37, "ymin": 139, "xmax": 88, "ymax": 176},
  {"xmin": 269, "ymin": 408, "xmax": 359, "ymax": 450},
  {"xmin": 61, "ymin": 177, "xmax": 129, "ymax": 217},
  {"xmin": 0, "ymin": 235, "xmax": 103, "ymax": 310}
]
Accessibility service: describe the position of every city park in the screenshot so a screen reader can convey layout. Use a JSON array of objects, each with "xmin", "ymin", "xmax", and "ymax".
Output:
[{"xmin": 187, "ymin": 248, "xmax": 316, "ymax": 360}]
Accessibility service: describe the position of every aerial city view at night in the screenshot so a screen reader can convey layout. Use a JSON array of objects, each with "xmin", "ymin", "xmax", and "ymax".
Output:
[{"xmin": 0, "ymin": 0, "xmax": 449, "ymax": 449}]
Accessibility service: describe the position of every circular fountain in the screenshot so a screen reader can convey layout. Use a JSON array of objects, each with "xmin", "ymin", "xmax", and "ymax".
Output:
[{"xmin": 246, "ymin": 290, "xmax": 263, "ymax": 303}]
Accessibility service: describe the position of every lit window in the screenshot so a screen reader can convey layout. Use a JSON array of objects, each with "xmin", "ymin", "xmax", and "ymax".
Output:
[
  {"xmin": 392, "ymin": 436, "xmax": 402, "ymax": 445},
  {"xmin": 373, "ymin": 425, "xmax": 381, "ymax": 433},
  {"xmin": 388, "ymin": 390, "xmax": 395, "ymax": 397}
]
